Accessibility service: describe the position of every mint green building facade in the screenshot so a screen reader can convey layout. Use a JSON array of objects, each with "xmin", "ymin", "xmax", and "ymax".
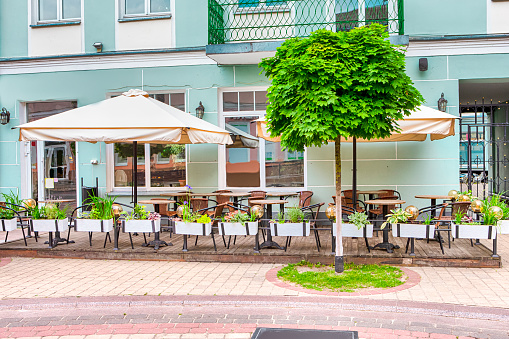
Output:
[{"xmin": 1, "ymin": 0, "xmax": 509, "ymax": 210}]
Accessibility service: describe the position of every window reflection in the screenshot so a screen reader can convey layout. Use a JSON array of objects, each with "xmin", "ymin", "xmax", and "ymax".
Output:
[
  {"xmin": 39, "ymin": 0, "xmax": 58, "ymax": 21},
  {"xmin": 226, "ymin": 116, "xmax": 260, "ymax": 187},
  {"xmin": 265, "ymin": 141, "xmax": 304, "ymax": 187},
  {"xmin": 114, "ymin": 143, "xmax": 146, "ymax": 187},
  {"xmin": 63, "ymin": 0, "xmax": 81, "ymax": 19},
  {"xmin": 150, "ymin": 144, "xmax": 186, "ymax": 187}
]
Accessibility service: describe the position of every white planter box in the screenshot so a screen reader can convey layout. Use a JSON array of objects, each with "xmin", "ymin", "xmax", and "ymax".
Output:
[
  {"xmin": 392, "ymin": 223, "xmax": 435, "ymax": 239},
  {"xmin": 217, "ymin": 222, "xmax": 258, "ymax": 236},
  {"xmin": 0, "ymin": 218, "xmax": 17, "ymax": 232},
  {"xmin": 31, "ymin": 219, "xmax": 68, "ymax": 232},
  {"xmin": 270, "ymin": 222, "xmax": 310, "ymax": 237},
  {"xmin": 174, "ymin": 221, "xmax": 212, "ymax": 236},
  {"xmin": 332, "ymin": 223, "xmax": 373, "ymax": 238},
  {"xmin": 451, "ymin": 223, "xmax": 497, "ymax": 239},
  {"xmin": 123, "ymin": 219, "xmax": 161, "ymax": 233},
  {"xmin": 75, "ymin": 219, "xmax": 114, "ymax": 232},
  {"xmin": 497, "ymin": 220, "xmax": 509, "ymax": 234}
]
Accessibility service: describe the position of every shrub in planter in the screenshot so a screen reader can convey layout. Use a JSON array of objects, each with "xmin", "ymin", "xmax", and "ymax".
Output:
[
  {"xmin": 29, "ymin": 204, "xmax": 68, "ymax": 232},
  {"xmin": 333, "ymin": 212, "xmax": 374, "ymax": 238},
  {"xmin": 75, "ymin": 195, "xmax": 115, "ymax": 232},
  {"xmin": 0, "ymin": 206, "xmax": 17, "ymax": 232},
  {"xmin": 174, "ymin": 214, "xmax": 212, "ymax": 236},
  {"xmin": 218, "ymin": 210, "xmax": 258, "ymax": 236},
  {"xmin": 122, "ymin": 204, "xmax": 161, "ymax": 233},
  {"xmin": 269, "ymin": 207, "xmax": 310, "ymax": 237},
  {"xmin": 451, "ymin": 210, "xmax": 496, "ymax": 240}
]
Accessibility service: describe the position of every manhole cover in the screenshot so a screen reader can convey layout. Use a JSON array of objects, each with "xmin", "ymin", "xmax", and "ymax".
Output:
[{"xmin": 251, "ymin": 328, "xmax": 359, "ymax": 339}]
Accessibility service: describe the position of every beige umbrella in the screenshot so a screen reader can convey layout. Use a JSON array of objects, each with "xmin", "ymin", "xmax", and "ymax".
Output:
[
  {"xmin": 255, "ymin": 105, "xmax": 457, "ymax": 143},
  {"xmin": 17, "ymin": 89, "xmax": 233, "ymax": 203}
]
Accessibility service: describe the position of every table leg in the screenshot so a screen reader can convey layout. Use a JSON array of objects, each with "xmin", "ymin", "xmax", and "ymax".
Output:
[
  {"xmin": 44, "ymin": 230, "xmax": 75, "ymax": 246},
  {"xmin": 259, "ymin": 204, "xmax": 284, "ymax": 250},
  {"xmin": 143, "ymin": 204, "xmax": 172, "ymax": 249},
  {"xmin": 370, "ymin": 205, "xmax": 400, "ymax": 253}
]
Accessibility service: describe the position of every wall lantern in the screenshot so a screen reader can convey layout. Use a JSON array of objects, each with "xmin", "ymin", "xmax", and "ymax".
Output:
[
  {"xmin": 93, "ymin": 42, "xmax": 103, "ymax": 53},
  {"xmin": 195, "ymin": 101, "xmax": 205, "ymax": 119},
  {"xmin": 0, "ymin": 107, "xmax": 10, "ymax": 125},
  {"xmin": 437, "ymin": 93, "xmax": 448, "ymax": 112}
]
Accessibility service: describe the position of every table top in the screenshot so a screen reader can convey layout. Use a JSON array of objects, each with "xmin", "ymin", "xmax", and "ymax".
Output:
[
  {"xmin": 415, "ymin": 195, "xmax": 451, "ymax": 200},
  {"xmin": 190, "ymin": 193, "xmax": 221, "ymax": 197},
  {"xmin": 138, "ymin": 199, "xmax": 176, "ymax": 205},
  {"xmin": 250, "ymin": 199, "xmax": 288, "ymax": 205},
  {"xmin": 357, "ymin": 190, "xmax": 385, "ymax": 194},
  {"xmin": 160, "ymin": 192, "xmax": 189, "ymax": 197},
  {"xmin": 266, "ymin": 192, "xmax": 299, "ymax": 197},
  {"xmin": 220, "ymin": 192, "xmax": 250, "ymax": 197},
  {"xmin": 40, "ymin": 199, "xmax": 75, "ymax": 203},
  {"xmin": 364, "ymin": 199, "xmax": 405, "ymax": 205}
]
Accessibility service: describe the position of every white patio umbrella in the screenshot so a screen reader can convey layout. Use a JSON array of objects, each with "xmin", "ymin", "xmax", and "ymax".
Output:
[
  {"xmin": 254, "ymin": 105, "xmax": 458, "ymax": 206},
  {"xmin": 17, "ymin": 89, "xmax": 233, "ymax": 203}
]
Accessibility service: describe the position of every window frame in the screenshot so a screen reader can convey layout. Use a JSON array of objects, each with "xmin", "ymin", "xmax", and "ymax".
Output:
[
  {"xmin": 236, "ymin": 0, "xmax": 290, "ymax": 14},
  {"xmin": 35, "ymin": 0, "xmax": 82, "ymax": 24},
  {"xmin": 120, "ymin": 0, "xmax": 172, "ymax": 19},
  {"xmin": 106, "ymin": 90, "xmax": 188, "ymax": 194},
  {"xmin": 218, "ymin": 87, "xmax": 307, "ymax": 192}
]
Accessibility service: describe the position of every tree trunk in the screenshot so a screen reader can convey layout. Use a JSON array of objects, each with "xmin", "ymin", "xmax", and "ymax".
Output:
[{"xmin": 334, "ymin": 137, "xmax": 344, "ymax": 273}]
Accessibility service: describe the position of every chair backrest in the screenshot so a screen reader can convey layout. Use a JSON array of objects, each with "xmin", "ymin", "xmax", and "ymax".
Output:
[
  {"xmin": 216, "ymin": 194, "xmax": 234, "ymax": 212},
  {"xmin": 191, "ymin": 198, "xmax": 208, "ymax": 212},
  {"xmin": 342, "ymin": 190, "xmax": 356, "ymax": 205},
  {"xmin": 214, "ymin": 190, "xmax": 232, "ymax": 194},
  {"xmin": 452, "ymin": 201, "xmax": 470, "ymax": 216},
  {"xmin": 249, "ymin": 191, "xmax": 266, "ymax": 199},
  {"xmin": 298, "ymin": 191, "xmax": 313, "ymax": 208}
]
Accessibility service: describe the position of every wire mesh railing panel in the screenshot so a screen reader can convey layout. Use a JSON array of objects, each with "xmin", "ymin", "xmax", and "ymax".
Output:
[{"xmin": 208, "ymin": 0, "xmax": 404, "ymax": 44}]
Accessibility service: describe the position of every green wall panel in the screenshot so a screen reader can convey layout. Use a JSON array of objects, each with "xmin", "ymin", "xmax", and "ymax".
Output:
[
  {"xmin": 175, "ymin": 0, "xmax": 208, "ymax": 47},
  {"xmin": 189, "ymin": 143, "xmax": 218, "ymax": 163},
  {"xmin": 234, "ymin": 65, "xmax": 270, "ymax": 87},
  {"xmin": 449, "ymin": 54, "xmax": 509, "ymax": 80},
  {"xmin": 0, "ymin": 165, "xmax": 21, "ymax": 193},
  {"xmin": 306, "ymin": 144, "xmax": 334, "ymax": 161},
  {"xmin": 406, "ymin": 56, "xmax": 448, "ymax": 81},
  {"xmin": 307, "ymin": 160, "xmax": 334, "ymax": 187},
  {"xmin": 187, "ymin": 162, "xmax": 218, "ymax": 188},
  {"xmin": 84, "ymin": 0, "xmax": 116, "ymax": 53},
  {"xmin": 405, "ymin": 0, "xmax": 486, "ymax": 36},
  {"xmin": 0, "ymin": 0, "xmax": 28, "ymax": 58},
  {"xmin": 0, "ymin": 142, "xmax": 18, "ymax": 164},
  {"xmin": 397, "ymin": 138, "xmax": 458, "ymax": 160}
]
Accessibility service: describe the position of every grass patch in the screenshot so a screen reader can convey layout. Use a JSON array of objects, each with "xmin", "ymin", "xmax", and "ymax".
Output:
[{"xmin": 277, "ymin": 261, "xmax": 405, "ymax": 293}]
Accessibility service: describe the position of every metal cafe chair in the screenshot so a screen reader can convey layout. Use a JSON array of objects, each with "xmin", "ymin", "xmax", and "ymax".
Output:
[
  {"xmin": 67, "ymin": 204, "xmax": 113, "ymax": 248},
  {"xmin": 0, "ymin": 205, "xmax": 28, "ymax": 246},
  {"xmin": 284, "ymin": 202, "xmax": 324, "ymax": 252}
]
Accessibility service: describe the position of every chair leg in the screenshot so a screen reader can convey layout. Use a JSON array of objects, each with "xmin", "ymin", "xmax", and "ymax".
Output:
[
  {"xmin": 103, "ymin": 232, "xmax": 109, "ymax": 248},
  {"xmin": 222, "ymin": 235, "xmax": 227, "ymax": 247},
  {"xmin": 405, "ymin": 238, "xmax": 410, "ymax": 253},
  {"xmin": 183, "ymin": 233, "xmax": 188, "ymax": 252},
  {"xmin": 89, "ymin": 232, "xmax": 93, "ymax": 247},
  {"xmin": 438, "ymin": 235, "xmax": 445, "ymax": 255},
  {"xmin": 332, "ymin": 235, "xmax": 336, "ymax": 253},
  {"xmin": 195, "ymin": 235, "xmax": 199, "ymax": 246},
  {"xmin": 233, "ymin": 235, "xmax": 237, "ymax": 245},
  {"xmin": 34, "ymin": 231, "xmax": 38, "ymax": 242},
  {"xmin": 314, "ymin": 231, "xmax": 320, "ymax": 252},
  {"xmin": 4, "ymin": 232, "xmax": 8, "ymax": 243},
  {"xmin": 288, "ymin": 236, "xmax": 292, "ymax": 247},
  {"xmin": 254, "ymin": 233, "xmax": 260, "ymax": 253},
  {"xmin": 211, "ymin": 233, "xmax": 217, "ymax": 252},
  {"xmin": 66, "ymin": 227, "xmax": 72, "ymax": 243},
  {"xmin": 284, "ymin": 237, "xmax": 289, "ymax": 252},
  {"xmin": 364, "ymin": 237, "xmax": 370, "ymax": 253},
  {"xmin": 470, "ymin": 239, "xmax": 474, "ymax": 247},
  {"xmin": 227, "ymin": 236, "xmax": 231, "ymax": 249},
  {"xmin": 20, "ymin": 225, "xmax": 27, "ymax": 246},
  {"xmin": 107, "ymin": 232, "xmax": 112, "ymax": 243},
  {"xmin": 129, "ymin": 233, "xmax": 134, "ymax": 249}
]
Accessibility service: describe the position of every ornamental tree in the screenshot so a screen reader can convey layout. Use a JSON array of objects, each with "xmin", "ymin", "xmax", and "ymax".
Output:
[{"xmin": 259, "ymin": 24, "xmax": 424, "ymax": 273}]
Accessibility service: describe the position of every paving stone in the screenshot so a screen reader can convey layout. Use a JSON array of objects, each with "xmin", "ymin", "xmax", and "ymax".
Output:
[
  {"xmin": 105, "ymin": 319, "xmax": 131, "ymax": 324},
  {"xmin": 130, "ymin": 319, "xmax": 155, "ymax": 324},
  {"xmin": 226, "ymin": 315, "xmax": 249, "ymax": 319},
  {"xmin": 102, "ymin": 315, "xmax": 125, "ymax": 320},
  {"xmin": 314, "ymin": 320, "xmax": 340, "ymax": 326}
]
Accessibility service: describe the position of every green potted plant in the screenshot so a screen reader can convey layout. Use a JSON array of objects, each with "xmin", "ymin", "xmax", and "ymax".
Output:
[
  {"xmin": 332, "ymin": 211, "xmax": 373, "ymax": 238},
  {"xmin": 218, "ymin": 210, "xmax": 258, "ymax": 236},
  {"xmin": 0, "ymin": 205, "xmax": 17, "ymax": 232},
  {"xmin": 450, "ymin": 210, "xmax": 495, "ymax": 239},
  {"xmin": 74, "ymin": 195, "xmax": 115, "ymax": 233},
  {"xmin": 383, "ymin": 208, "xmax": 436, "ymax": 239},
  {"xmin": 122, "ymin": 204, "xmax": 161, "ymax": 233},
  {"xmin": 28, "ymin": 204, "xmax": 69, "ymax": 248},
  {"xmin": 174, "ymin": 204, "xmax": 212, "ymax": 237},
  {"xmin": 482, "ymin": 194, "xmax": 509, "ymax": 234},
  {"xmin": 269, "ymin": 207, "xmax": 310, "ymax": 237}
]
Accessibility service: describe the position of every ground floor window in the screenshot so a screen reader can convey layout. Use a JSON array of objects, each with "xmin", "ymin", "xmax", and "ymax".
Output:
[{"xmin": 222, "ymin": 89, "xmax": 305, "ymax": 189}]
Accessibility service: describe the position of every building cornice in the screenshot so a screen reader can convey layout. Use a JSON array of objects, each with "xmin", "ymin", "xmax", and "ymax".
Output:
[
  {"xmin": 0, "ymin": 47, "xmax": 215, "ymax": 75},
  {"xmin": 407, "ymin": 35, "xmax": 509, "ymax": 57}
]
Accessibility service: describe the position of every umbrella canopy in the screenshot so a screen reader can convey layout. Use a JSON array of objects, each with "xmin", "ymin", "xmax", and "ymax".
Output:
[
  {"xmin": 18, "ymin": 89, "xmax": 233, "ymax": 145},
  {"xmin": 225, "ymin": 123, "xmax": 259, "ymax": 148},
  {"xmin": 255, "ymin": 106, "xmax": 457, "ymax": 143}
]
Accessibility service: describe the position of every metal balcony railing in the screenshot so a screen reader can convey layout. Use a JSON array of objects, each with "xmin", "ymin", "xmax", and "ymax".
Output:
[{"xmin": 208, "ymin": 0, "xmax": 404, "ymax": 45}]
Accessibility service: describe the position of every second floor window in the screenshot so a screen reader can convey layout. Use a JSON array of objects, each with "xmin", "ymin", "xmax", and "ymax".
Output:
[
  {"xmin": 238, "ymin": 0, "xmax": 287, "ymax": 8},
  {"xmin": 39, "ymin": 0, "xmax": 81, "ymax": 22},
  {"xmin": 124, "ymin": 0, "xmax": 171, "ymax": 16}
]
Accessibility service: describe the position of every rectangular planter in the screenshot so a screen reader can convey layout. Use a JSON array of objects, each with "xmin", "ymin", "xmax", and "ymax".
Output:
[
  {"xmin": 270, "ymin": 222, "xmax": 310, "ymax": 237},
  {"xmin": 75, "ymin": 219, "xmax": 114, "ymax": 232},
  {"xmin": 392, "ymin": 223, "xmax": 435, "ymax": 239},
  {"xmin": 451, "ymin": 223, "xmax": 497, "ymax": 239},
  {"xmin": 174, "ymin": 221, "xmax": 212, "ymax": 236},
  {"xmin": 31, "ymin": 219, "xmax": 68, "ymax": 232},
  {"xmin": 497, "ymin": 220, "xmax": 509, "ymax": 234},
  {"xmin": 217, "ymin": 222, "xmax": 258, "ymax": 236},
  {"xmin": 0, "ymin": 218, "xmax": 17, "ymax": 232},
  {"xmin": 122, "ymin": 219, "xmax": 161, "ymax": 233},
  {"xmin": 332, "ymin": 223, "xmax": 373, "ymax": 238}
]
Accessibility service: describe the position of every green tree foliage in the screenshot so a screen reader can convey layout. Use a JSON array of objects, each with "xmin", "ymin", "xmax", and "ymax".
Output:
[{"xmin": 259, "ymin": 25, "xmax": 424, "ymax": 151}]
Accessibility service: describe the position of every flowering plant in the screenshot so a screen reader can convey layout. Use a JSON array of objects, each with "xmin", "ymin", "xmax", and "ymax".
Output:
[
  {"xmin": 122, "ymin": 204, "xmax": 160, "ymax": 221},
  {"xmin": 223, "ymin": 210, "xmax": 256, "ymax": 223}
]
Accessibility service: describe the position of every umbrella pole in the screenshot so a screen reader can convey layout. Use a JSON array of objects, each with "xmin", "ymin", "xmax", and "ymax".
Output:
[
  {"xmin": 352, "ymin": 137, "xmax": 357, "ymax": 210},
  {"xmin": 133, "ymin": 141, "xmax": 138, "ymax": 205}
]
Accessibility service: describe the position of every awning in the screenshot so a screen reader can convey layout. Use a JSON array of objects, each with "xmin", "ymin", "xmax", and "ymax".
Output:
[{"xmin": 225, "ymin": 123, "xmax": 259, "ymax": 148}]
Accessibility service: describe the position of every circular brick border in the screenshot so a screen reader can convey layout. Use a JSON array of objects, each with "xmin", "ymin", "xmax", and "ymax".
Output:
[
  {"xmin": 0, "ymin": 257, "xmax": 12, "ymax": 268},
  {"xmin": 266, "ymin": 265, "xmax": 421, "ymax": 296}
]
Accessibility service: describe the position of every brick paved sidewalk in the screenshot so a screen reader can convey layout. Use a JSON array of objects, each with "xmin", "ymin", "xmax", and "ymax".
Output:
[{"xmin": 0, "ymin": 295, "xmax": 507, "ymax": 338}]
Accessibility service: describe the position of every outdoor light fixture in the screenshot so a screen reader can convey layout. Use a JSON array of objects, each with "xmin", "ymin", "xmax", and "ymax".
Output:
[
  {"xmin": 418, "ymin": 58, "xmax": 428, "ymax": 71},
  {"xmin": 0, "ymin": 107, "xmax": 10, "ymax": 125},
  {"xmin": 93, "ymin": 42, "xmax": 103, "ymax": 52},
  {"xmin": 195, "ymin": 101, "xmax": 205, "ymax": 119},
  {"xmin": 438, "ymin": 93, "xmax": 448, "ymax": 112}
]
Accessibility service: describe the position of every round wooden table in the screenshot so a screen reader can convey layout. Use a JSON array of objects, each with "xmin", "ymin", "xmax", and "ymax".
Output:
[
  {"xmin": 266, "ymin": 193, "xmax": 298, "ymax": 212},
  {"xmin": 415, "ymin": 195, "xmax": 450, "ymax": 207},
  {"xmin": 136, "ymin": 199, "xmax": 177, "ymax": 249},
  {"xmin": 249, "ymin": 199, "xmax": 288, "ymax": 250},
  {"xmin": 160, "ymin": 192, "xmax": 189, "ymax": 197},
  {"xmin": 220, "ymin": 192, "xmax": 250, "ymax": 205},
  {"xmin": 364, "ymin": 199, "xmax": 406, "ymax": 253}
]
